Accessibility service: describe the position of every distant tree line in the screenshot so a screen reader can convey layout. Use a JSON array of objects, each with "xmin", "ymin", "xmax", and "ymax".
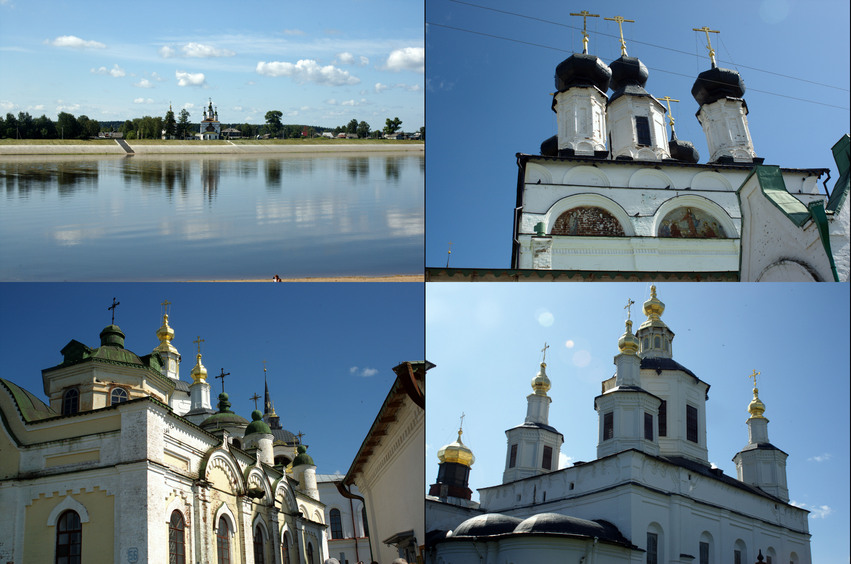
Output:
[{"xmin": 0, "ymin": 112, "xmax": 100, "ymax": 140}]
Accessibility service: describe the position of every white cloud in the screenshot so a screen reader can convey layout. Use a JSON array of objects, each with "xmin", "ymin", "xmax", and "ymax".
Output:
[
  {"xmin": 134, "ymin": 78, "xmax": 153, "ymax": 89},
  {"xmin": 375, "ymin": 82, "xmax": 389, "ymax": 93},
  {"xmin": 176, "ymin": 71, "xmax": 206, "ymax": 87},
  {"xmin": 558, "ymin": 452, "xmax": 573, "ymax": 469},
  {"xmin": 349, "ymin": 366, "xmax": 378, "ymax": 377},
  {"xmin": 182, "ymin": 103, "xmax": 195, "ymax": 110},
  {"xmin": 564, "ymin": 340, "xmax": 575, "ymax": 349},
  {"xmin": 92, "ymin": 64, "xmax": 127, "ymax": 78},
  {"xmin": 374, "ymin": 82, "xmax": 422, "ymax": 94},
  {"xmin": 150, "ymin": 72, "xmax": 166, "ymax": 82},
  {"xmin": 359, "ymin": 56, "xmax": 369, "ymax": 66},
  {"xmin": 31, "ymin": 104, "xmax": 44, "ymax": 111},
  {"xmin": 384, "ymin": 47, "xmax": 424, "ymax": 73},
  {"xmin": 159, "ymin": 45, "xmax": 175, "ymax": 58},
  {"xmin": 233, "ymin": 106, "xmax": 243, "ymax": 112},
  {"xmin": 182, "ymin": 42, "xmax": 235, "ymax": 58},
  {"xmin": 790, "ymin": 501, "xmax": 832, "ymax": 519},
  {"xmin": 49, "ymin": 35, "xmax": 106, "ymax": 49},
  {"xmin": 56, "ymin": 101, "xmax": 81, "ymax": 112},
  {"xmin": 807, "ymin": 453, "xmax": 832, "ymax": 463},
  {"xmin": 338, "ymin": 52, "xmax": 354, "ymax": 65},
  {"xmin": 341, "ymin": 99, "xmax": 356, "ymax": 107},
  {"xmin": 256, "ymin": 59, "xmax": 360, "ymax": 86},
  {"xmin": 283, "ymin": 29, "xmax": 305, "ymax": 36},
  {"xmin": 0, "ymin": 100, "xmax": 15, "ymax": 111},
  {"xmin": 133, "ymin": 97, "xmax": 154, "ymax": 104}
]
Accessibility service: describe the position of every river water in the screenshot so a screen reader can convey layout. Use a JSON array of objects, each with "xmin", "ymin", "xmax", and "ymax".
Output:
[{"xmin": 0, "ymin": 152, "xmax": 423, "ymax": 281}]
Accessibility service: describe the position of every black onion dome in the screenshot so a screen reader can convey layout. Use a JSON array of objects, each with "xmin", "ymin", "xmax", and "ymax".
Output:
[
  {"xmin": 452, "ymin": 513, "xmax": 523, "ymax": 537},
  {"xmin": 540, "ymin": 135, "xmax": 558, "ymax": 157},
  {"xmin": 554, "ymin": 53, "xmax": 612, "ymax": 93},
  {"xmin": 514, "ymin": 513, "xmax": 632, "ymax": 545},
  {"xmin": 609, "ymin": 56, "xmax": 649, "ymax": 91},
  {"xmin": 668, "ymin": 131, "xmax": 700, "ymax": 163},
  {"xmin": 691, "ymin": 67, "xmax": 746, "ymax": 106}
]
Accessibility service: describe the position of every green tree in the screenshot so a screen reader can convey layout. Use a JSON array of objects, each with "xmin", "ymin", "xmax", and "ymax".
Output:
[
  {"xmin": 119, "ymin": 120, "xmax": 134, "ymax": 137},
  {"xmin": 34, "ymin": 115, "xmax": 57, "ymax": 139},
  {"xmin": 357, "ymin": 121, "xmax": 371, "ymax": 139},
  {"xmin": 346, "ymin": 118, "xmax": 358, "ymax": 135},
  {"xmin": 17, "ymin": 112, "xmax": 34, "ymax": 139},
  {"xmin": 57, "ymin": 112, "xmax": 81, "ymax": 140},
  {"xmin": 3, "ymin": 113, "xmax": 19, "ymax": 138},
  {"xmin": 265, "ymin": 110, "xmax": 283, "ymax": 137},
  {"xmin": 177, "ymin": 109, "xmax": 191, "ymax": 139},
  {"xmin": 383, "ymin": 116, "xmax": 402, "ymax": 136},
  {"xmin": 76, "ymin": 115, "xmax": 100, "ymax": 139},
  {"xmin": 163, "ymin": 108, "xmax": 176, "ymax": 139},
  {"xmin": 419, "ymin": 126, "xmax": 425, "ymax": 140}
]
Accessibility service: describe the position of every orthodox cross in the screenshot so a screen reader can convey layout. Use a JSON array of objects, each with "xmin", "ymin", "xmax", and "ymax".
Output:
[
  {"xmin": 459, "ymin": 412, "xmax": 466, "ymax": 431},
  {"xmin": 193, "ymin": 336, "xmax": 205, "ymax": 355},
  {"xmin": 250, "ymin": 393, "xmax": 261, "ymax": 410},
  {"xmin": 296, "ymin": 431, "xmax": 305, "ymax": 443},
  {"xmin": 624, "ymin": 298, "xmax": 635, "ymax": 320},
  {"xmin": 540, "ymin": 342, "xmax": 550, "ymax": 363},
  {"xmin": 108, "ymin": 297, "xmax": 120, "ymax": 324},
  {"xmin": 161, "ymin": 299, "xmax": 171, "ymax": 317},
  {"xmin": 693, "ymin": 26, "xmax": 720, "ymax": 68},
  {"xmin": 748, "ymin": 369, "xmax": 761, "ymax": 389},
  {"xmin": 446, "ymin": 241, "xmax": 452, "ymax": 268},
  {"xmin": 658, "ymin": 96, "xmax": 680, "ymax": 130},
  {"xmin": 604, "ymin": 15, "xmax": 635, "ymax": 56},
  {"xmin": 216, "ymin": 368, "xmax": 230, "ymax": 394},
  {"xmin": 569, "ymin": 10, "xmax": 600, "ymax": 54}
]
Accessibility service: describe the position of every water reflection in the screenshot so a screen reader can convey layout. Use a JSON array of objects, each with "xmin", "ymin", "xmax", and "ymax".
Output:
[{"xmin": 0, "ymin": 152, "xmax": 423, "ymax": 280}]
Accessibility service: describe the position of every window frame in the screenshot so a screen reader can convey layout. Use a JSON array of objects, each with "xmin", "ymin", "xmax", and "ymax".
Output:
[
  {"xmin": 62, "ymin": 388, "xmax": 80, "ymax": 415},
  {"xmin": 55, "ymin": 509, "xmax": 82, "ymax": 564},
  {"xmin": 329, "ymin": 508, "xmax": 344, "ymax": 540},
  {"xmin": 216, "ymin": 516, "xmax": 230, "ymax": 564},
  {"xmin": 644, "ymin": 412, "xmax": 653, "ymax": 441},
  {"xmin": 253, "ymin": 524, "xmax": 265, "ymax": 564},
  {"xmin": 603, "ymin": 412, "xmax": 614, "ymax": 440},
  {"xmin": 686, "ymin": 404, "xmax": 699, "ymax": 443},
  {"xmin": 542, "ymin": 445, "xmax": 553, "ymax": 470},
  {"xmin": 635, "ymin": 115, "xmax": 652, "ymax": 147},
  {"xmin": 508, "ymin": 444, "xmax": 518, "ymax": 468},
  {"xmin": 110, "ymin": 387, "xmax": 128, "ymax": 406},
  {"xmin": 168, "ymin": 510, "xmax": 186, "ymax": 564}
]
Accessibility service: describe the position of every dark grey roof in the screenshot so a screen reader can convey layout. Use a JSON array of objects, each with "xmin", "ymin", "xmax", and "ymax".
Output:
[
  {"xmin": 641, "ymin": 357, "xmax": 698, "ymax": 381},
  {"xmin": 452, "ymin": 513, "xmax": 522, "ymax": 537},
  {"xmin": 515, "ymin": 513, "xmax": 633, "ymax": 546},
  {"xmin": 272, "ymin": 428, "xmax": 297, "ymax": 444},
  {"xmin": 173, "ymin": 380, "xmax": 190, "ymax": 392}
]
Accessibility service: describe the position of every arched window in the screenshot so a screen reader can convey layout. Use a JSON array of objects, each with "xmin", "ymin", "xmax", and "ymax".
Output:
[
  {"xmin": 253, "ymin": 525, "xmax": 265, "ymax": 564},
  {"xmin": 362, "ymin": 506, "xmax": 368, "ymax": 537},
  {"xmin": 168, "ymin": 510, "xmax": 185, "ymax": 564},
  {"xmin": 330, "ymin": 508, "xmax": 343, "ymax": 539},
  {"xmin": 733, "ymin": 539, "xmax": 747, "ymax": 564},
  {"xmin": 55, "ymin": 509, "xmax": 82, "ymax": 564},
  {"xmin": 646, "ymin": 523, "xmax": 664, "ymax": 564},
  {"xmin": 551, "ymin": 206, "xmax": 625, "ymax": 237},
  {"xmin": 111, "ymin": 387, "xmax": 128, "ymax": 405},
  {"xmin": 281, "ymin": 532, "xmax": 290, "ymax": 564},
  {"xmin": 216, "ymin": 517, "xmax": 230, "ymax": 564},
  {"xmin": 699, "ymin": 531, "xmax": 714, "ymax": 564},
  {"xmin": 306, "ymin": 542, "xmax": 315, "ymax": 564},
  {"xmin": 62, "ymin": 388, "xmax": 79, "ymax": 415},
  {"xmin": 654, "ymin": 336, "xmax": 661, "ymax": 348},
  {"xmin": 659, "ymin": 207, "xmax": 726, "ymax": 238}
]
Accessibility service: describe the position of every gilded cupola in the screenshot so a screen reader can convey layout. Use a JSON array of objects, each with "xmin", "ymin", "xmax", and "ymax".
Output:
[
  {"xmin": 437, "ymin": 428, "xmax": 476, "ymax": 467},
  {"xmin": 618, "ymin": 319, "xmax": 639, "ymax": 355},
  {"xmin": 531, "ymin": 361, "xmax": 552, "ymax": 395}
]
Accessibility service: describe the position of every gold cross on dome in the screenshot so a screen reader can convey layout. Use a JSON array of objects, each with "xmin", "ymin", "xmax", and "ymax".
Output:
[
  {"xmin": 748, "ymin": 369, "xmax": 761, "ymax": 388},
  {"xmin": 659, "ymin": 96, "xmax": 680, "ymax": 129},
  {"xmin": 605, "ymin": 15, "xmax": 635, "ymax": 56},
  {"xmin": 459, "ymin": 412, "xmax": 466, "ymax": 430},
  {"xmin": 250, "ymin": 393, "xmax": 261, "ymax": 409},
  {"xmin": 108, "ymin": 297, "xmax": 120, "ymax": 324},
  {"xmin": 296, "ymin": 430, "xmax": 305, "ymax": 443},
  {"xmin": 161, "ymin": 299, "xmax": 171, "ymax": 317},
  {"xmin": 569, "ymin": 11, "xmax": 600, "ymax": 54},
  {"xmin": 624, "ymin": 298, "xmax": 635, "ymax": 320},
  {"xmin": 446, "ymin": 241, "xmax": 453, "ymax": 268},
  {"xmin": 193, "ymin": 335, "xmax": 205, "ymax": 355},
  {"xmin": 693, "ymin": 26, "xmax": 720, "ymax": 68},
  {"xmin": 541, "ymin": 342, "xmax": 550, "ymax": 363}
]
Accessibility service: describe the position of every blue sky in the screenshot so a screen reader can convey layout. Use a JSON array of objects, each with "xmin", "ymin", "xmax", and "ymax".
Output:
[
  {"xmin": 0, "ymin": 0, "xmax": 423, "ymax": 131},
  {"xmin": 425, "ymin": 0, "xmax": 850, "ymax": 268},
  {"xmin": 426, "ymin": 282, "xmax": 850, "ymax": 563},
  {"xmin": 0, "ymin": 282, "xmax": 424, "ymax": 477}
]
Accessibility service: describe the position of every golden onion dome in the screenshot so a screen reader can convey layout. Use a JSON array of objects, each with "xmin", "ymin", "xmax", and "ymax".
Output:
[
  {"xmin": 437, "ymin": 429, "xmax": 475, "ymax": 467},
  {"xmin": 748, "ymin": 387, "xmax": 766, "ymax": 418},
  {"xmin": 643, "ymin": 285, "xmax": 665, "ymax": 321},
  {"xmin": 190, "ymin": 353, "xmax": 208, "ymax": 383},
  {"xmin": 618, "ymin": 319, "xmax": 639, "ymax": 355},
  {"xmin": 531, "ymin": 362, "xmax": 551, "ymax": 395},
  {"xmin": 156, "ymin": 314, "xmax": 174, "ymax": 343}
]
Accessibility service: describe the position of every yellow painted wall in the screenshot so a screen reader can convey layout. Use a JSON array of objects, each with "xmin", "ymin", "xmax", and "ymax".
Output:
[
  {"xmin": 24, "ymin": 488, "xmax": 115, "ymax": 564},
  {"xmin": 0, "ymin": 423, "xmax": 20, "ymax": 479}
]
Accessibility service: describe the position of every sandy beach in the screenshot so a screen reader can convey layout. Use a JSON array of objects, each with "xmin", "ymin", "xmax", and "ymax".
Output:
[{"xmin": 0, "ymin": 140, "xmax": 424, "ymax": 155}]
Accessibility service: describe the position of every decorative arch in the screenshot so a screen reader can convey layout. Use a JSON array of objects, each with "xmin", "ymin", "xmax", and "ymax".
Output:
[
  {"xmin": 628, "ymin": 168, "xmax": 675, "ymax": 189},
  {"xmin": 699, "ymin": 531, "xmax": 714, "ymax": 563},
  {"xmin": 200, "ymin": 448, "xmax": 244, "ymax": 495},
  {"xmin": 213, "ymin": 501, "xmax": 237, "ymax": 535},
  {"xmin": 312, "ymin": 508, "xmax": 324, "ymax": 525},
  {"xmin": 47, "ymin": 495, "xmax": 90, "ymax": 527},
  {"xmin": 691, "ymin": 170, "xmax": 733, "ymax": 190},
  {"xmin": 164, "ymin": 494, "xmax": 191, "ymax": 529},
  {"xmin": 525, "ymin": 162, "xmax": 553, "ymax": 185},
  {"xmin": 733, "ymin": 538, "xmax": 748, "ymax": 563},
  {"xmin": 646, "ymin": 522, "xmax": 664, "ymax": 564},
  {"xmin": 562, "ymin": 165, "xmax": 611, "ymax": 187},
  {"xmin": 273, "ymin": 477, "xmax": 298, "ymax": 515},
  {"xmin": 545, "ymin": 193, "xmax": 634, "ymax": 237},
  {"xmin": 252, "ymin": 513, "xmax": 271, "ymax": 541},
  {"xmin": 756, "ymin": 260, "xmax": 819, "ymax": 281},
  {"xmin": 652, "ymin": 195, "xmax": 737, "ymax": 239},
  {"xmin": 245, "ymin": 466, "xmax": 273, "ymax": 505}
]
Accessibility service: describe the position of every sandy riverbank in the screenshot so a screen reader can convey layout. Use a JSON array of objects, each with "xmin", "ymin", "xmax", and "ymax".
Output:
[
  {"xmin": 187, "ymin": 274, "xmax": 424, "ymax": 282},
  {"xmin": 0, "ymin": 141, "xmax": 423, "ymax": 155}
]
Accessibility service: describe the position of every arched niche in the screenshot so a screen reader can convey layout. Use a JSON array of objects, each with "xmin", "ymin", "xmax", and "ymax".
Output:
[
  {"xmin": 757, "ymin": 260, "xmax": 819, "ymax": 281},
  {"xmin": 545, "ymin": 194, "xmax": 634, "ymax": 236},
  {"xmin": 47, "ymin": 496, "xmax": 90, "ymax": 527},
  {"xmin": 691, "ymin": 170, "xmax": 733, "ymax": 190},
  {"xmin": 525, "ymin": 163, "xmax": 553, "ymax": 185},
  {"xmin": 562, "ymin": 165, "xmax": 610, "ymax": 187},
  {"xmin": 653, "ymin": 195, "xmax": 737, "ymax": 239},
  {"xmin": 628, "ymin": 168, "xmax": 675, "ymax": 189}
]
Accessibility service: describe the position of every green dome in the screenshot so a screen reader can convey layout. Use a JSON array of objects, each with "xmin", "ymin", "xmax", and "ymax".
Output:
[
  {"xmin": 200, "ymin": 411, "xmax": 249, "ymax": 430},
  {"xmin": 292, "ymin": 444, "xmax": 315, "ymax": 467},
  {"xmin": 244, "ymin": 409, "xmax": 272, "ymax": 436},
  {"xmin": 99, "ymin": 325, "xmax": 126, "ymax": 348}
]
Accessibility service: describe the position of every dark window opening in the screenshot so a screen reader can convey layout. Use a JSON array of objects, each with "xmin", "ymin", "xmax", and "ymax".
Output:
[
  {"xmin": 644, "ymin": 412, "xmax": 653, "ymax": 441},
  {"xmin": 699, "ymin": 541, "xmax": 709, "ymax": 564},
  {"xmin": 111, "ymin": 387, "xmax": 128, "ymax": 405},
  {"xmin": 330, "ymin": 509, "xmax": 343, "ymax": 539},
  {"xmin": 603, "ymin": 412, "xmax": 614, "ymax": 440},
  {"xmin": 636, "ymin": 116, "xmax": 651, "ymax": 146},
  {"xmin": 658, "ymin": 400, "xmax": 667, "ymax": 437},
  {"xmin": 253, "ymin": 525, "xmax": 265, "ymax": 564},
  {"xmin": 509, "ymin": 444, "xmax": 518, "ymax": 468},
  {"xmin": 646, "ymin": 532, "xmax": 658, "ymax": 564},
  {"xmin": 734, "ymin": 549, "xmax": 742, "ymax": 564},
  {"xmin": 169, "ymin": 510, "xmax": 185, "ymax": 564},
  {"xmin": 687, "ymin": 405, "xmax": 698, "ymax": 443},
  {"xmin": 216, "ymin": 517, "xmax": 230, "ymax": 564},
  {"xmin": 542, "ymin": 446, "xmax": 553, "ymax": 470},
  {"xmin": 55, "ymin": 510, "xmax": 82, "ymax": 564},
  {"xmin": 63, "ymin": 388, "xmax": 79, "ymax": 416}
]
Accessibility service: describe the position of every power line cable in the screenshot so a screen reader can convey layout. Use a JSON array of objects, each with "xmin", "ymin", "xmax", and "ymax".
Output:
[
  {"xmin": 426, "ymin": 21, "xmax": 850, "ymax": 110},
  {"xmin": 442, "ymin": 0, "xmax": 850, "ymax": 93}
]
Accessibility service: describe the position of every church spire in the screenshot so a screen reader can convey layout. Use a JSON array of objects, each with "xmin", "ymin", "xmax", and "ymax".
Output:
[{"xmin": 430, "ymin": 414, "xmax": 476, "ymax": 501}]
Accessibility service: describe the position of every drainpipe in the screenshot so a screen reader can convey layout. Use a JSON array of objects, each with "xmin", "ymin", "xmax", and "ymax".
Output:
[
  {"xmin": 336, "ymin": 481, "xmax": 373, "ymax": 563},
  {"xmin": 348, "ymin": 496, "xmax": 360, "ymax": 564}
]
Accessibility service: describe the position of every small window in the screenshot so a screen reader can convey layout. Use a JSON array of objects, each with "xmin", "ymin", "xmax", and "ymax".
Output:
[
  {"xmin": 635, "ymin": 116, "xmax": 651, "ymax": 146},
  {"xmin": 542, "ymin": 446, "xmax": 553, "ymax": 470},
  {"xmin": 216, "ymin": 517, "xmax": 230, "ymax": 564},
  {"xmin": 603, "ymin": 412, "xmax": 614, "ymax": 440},
  {"xmin": 509, "ymin": 444, "xmax": 518, "ymax": 468},
  {"xmin": 63, "ymin": 388, "xmax": 79, "ymax": 415},
  {"xmin": 734, "ymin": 550, "xmax": 742, "ymax": 564},
  {"xmin": 658, "ymin": 400, "xmax": 667, "ymax": 437},
  {"xmin": 330, "ymin": 508, "xmax": 343, "ymax": 539},
  {"xmin": 169, "ymin": 511, "xmax": 185, "ymax": 564},
  {"xmin": 654, "ymin": 336, "xmax": 661, "ymax": 348},
  {"xmin": 282, "ymin": 533, "xmax": 290, "ymax": 564},
  {"xmin": 362, "ymin": 507, "xmax": 368, "ymax": 537},
  {"xmin": 307, "ymin": 542, "xmax": 315, "ymax": 564},
  {"xmin": 56, "ymin": 510, "xmax": 82, "ymax": 564},
  {"xmin": 699, "ymin": 542, "xmax": 709, "ymax": 564},
  {"xmin": 646, "ymin": 532, "xmax": 658, "ymax": 564},
  {"xmin": 643, "ymin": 337, "xmax": 649, "ymax": 350},
  {"xmin": 253, "ymin": 525, "xmax": 265, "ymax": 564},
  {"xmin": 686, "ymin": 405, "xmax": 698, "ymax": 443},
  {"xmin": 644, "ymin": 412, "xmax": 653, "ymax": 441},
  {"xmin": 111, "ymin": 387, "xmax": 128, "ymax": 405}
]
